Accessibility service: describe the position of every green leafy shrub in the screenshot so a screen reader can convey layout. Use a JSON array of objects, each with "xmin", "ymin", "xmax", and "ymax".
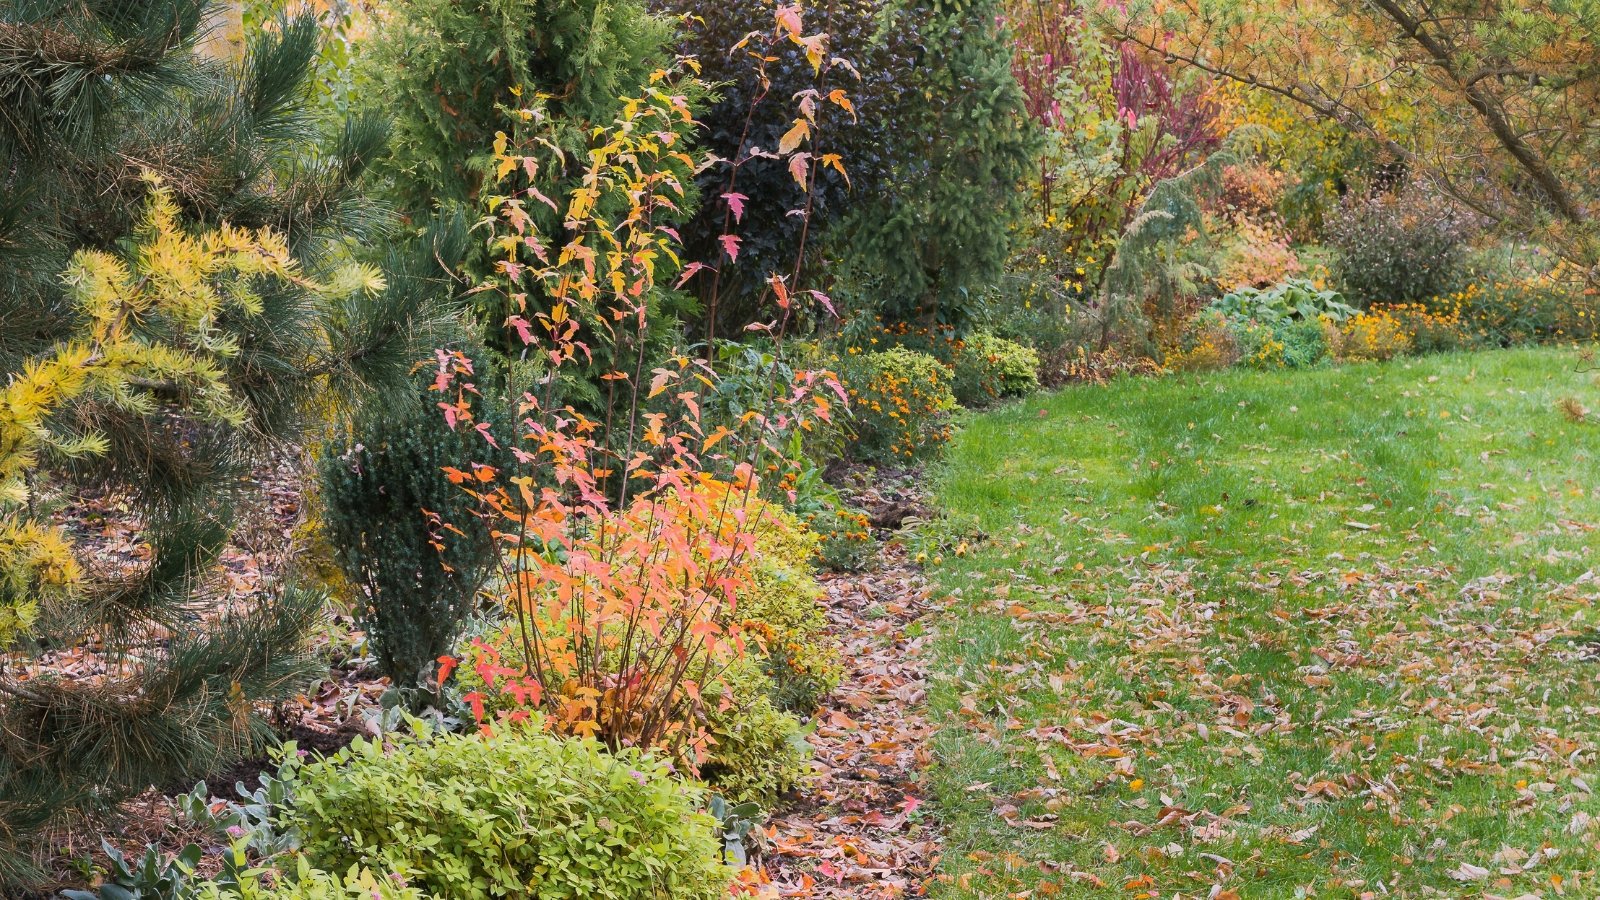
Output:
[
  {"xmin": 1209, "ymin": 279, "xmax": 1356, "ymax": 324},
  {"xmin": 284, "ymin": 726, "xmax": 729, "ymax": 900},
  {"xmin": 951, "ymin": 331, "xmax": 1041, "ymax": 406},
  {"xmin": 1226, "ymin": 316, "xmax": 1330, "ymax": 369},
  {"xmin": 836, "ymin": 347, "xmax": 957, "ymax": 464},
  {"xmin": 318, "ymin": 372, "xmax": 512, "ymax": 689},
  {"xmin": 1327, "ymin": 191, "xmax": 1473, "ymax": 308},
  {"xmin": 741, "ymin": 506, "xmax": 843, "ymax": 713},
  {"xmin": 195, "ymin": 859, "xmax": 423, "ymax": 900},
  {"xmin": 701, "ymin": 657, "xmax": 811, "ymax": 807}
]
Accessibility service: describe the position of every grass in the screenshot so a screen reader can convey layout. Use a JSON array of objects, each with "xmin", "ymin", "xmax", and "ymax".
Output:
[{"xmin": 922, "ymin": 346, "xmax": 1600, "ymax": 898}]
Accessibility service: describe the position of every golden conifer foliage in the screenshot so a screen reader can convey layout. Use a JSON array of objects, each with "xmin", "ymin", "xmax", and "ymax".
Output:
[{"xmin": 0, "ymin": 178, "xmax": 318, "ymax": 646}]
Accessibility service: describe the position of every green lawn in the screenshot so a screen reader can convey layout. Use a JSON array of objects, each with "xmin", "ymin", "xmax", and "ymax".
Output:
[{"xmin": 925, "ymin": 346, "xmax": 1600, "ymax": 899}]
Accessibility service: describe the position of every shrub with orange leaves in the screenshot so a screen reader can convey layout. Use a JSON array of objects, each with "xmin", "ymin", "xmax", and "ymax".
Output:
[{"xmin": 432, "ymin": 28, "xmax": 846, "ymax": 768}]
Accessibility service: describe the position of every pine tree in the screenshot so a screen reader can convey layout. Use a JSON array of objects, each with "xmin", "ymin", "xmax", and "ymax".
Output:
[{"xmin": 0, "ymin": 1, "xmax": 451, "ymax": 885}]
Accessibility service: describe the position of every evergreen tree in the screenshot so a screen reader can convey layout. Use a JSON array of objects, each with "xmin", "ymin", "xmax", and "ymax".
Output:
[
  {"xmin": 353, "ymin": 0, "xmax": 696, "ymax": 401},
  {"xmin": 0, "ymin": 1, "xmax": 451, "ymax": 885},
  {"xmin": 835, "ymin": 0, "xmax": 1037, "ymax": 328}
]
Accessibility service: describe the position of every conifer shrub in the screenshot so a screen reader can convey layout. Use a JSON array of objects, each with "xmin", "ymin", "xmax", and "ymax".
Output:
[
  {"xmin": 829, "ymin": 0, "xmax": 1038, "ymax": 327},
  {"xmin": 836, "ymin": 347, "xmax": 957, "ymax": 463},
  {"xmin": 318, "ymin": 357, "xmax": 512, "ymax": 689},
  {"xmin": 950, "ymin": 331, "xmax": 1041, "ymax": 406},
  {"xmin": 284, "ymin": 726, "xmax": 729, "ymax": 900},
  {"xmin": 356, "ymin": 0, "xmax": 671, "ymax": 227},
  {"xmin": 0, "ymin": 6, "xmax": 452, "ymax": 883}
]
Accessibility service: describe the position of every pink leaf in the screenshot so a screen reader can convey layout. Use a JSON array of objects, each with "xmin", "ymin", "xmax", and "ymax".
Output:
[
  {"xmin": 473, "ymin": 420, "xmax": 500, "ymax": 448},
  {"xmin": 808, "ymin": 289, "xmax": 836, "ymax": 317},
  {"xmin": 721, "ymin": 192, "xmax": 749, "ymax": 223},
  {"xmin": 675, "ymin": 261, "xmax": 709, "ymax": 288},
  {"xmin": 506, "ymin": 315, "xmax": 535, "ymax": 346},
  {"xmin": 718, "ymin": 233, "xmax": 742, "ymax": 262},
  {"xmin": 788, "ymin": 153, "xmax": 810, "ymax": 190}
]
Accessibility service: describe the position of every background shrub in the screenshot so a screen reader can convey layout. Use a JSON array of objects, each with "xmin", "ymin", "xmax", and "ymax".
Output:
[
  {"xmin": 1327, "ymin": 190, "xmax": 1473, "ymax": 308},
  {"xmin": 951, "ymin": 332, "xmax": 1041, "ymax": 407},
  {"xmin": 663, "ymin": 0, "xmax": 934, "ymax": 333},
  {"xmin": 318, "ymin": 370, "xmax": 512, "ymax": 689},
  {"xmin": 1448, "ymin": 279, "xmax": 1600, "ymax": 346},
  {"xmin": 285, "ymin": 727, "xmax": 729, "ymax": 900},
  {"xmin": 836, "ymin": 347, "xmax": 957, "ymax": 464}
]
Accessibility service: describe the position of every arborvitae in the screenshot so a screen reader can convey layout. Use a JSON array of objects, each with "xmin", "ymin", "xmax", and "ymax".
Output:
[
  {"xmin": 0, "ymin": 1, "xmax": 451, "ymax": 885},
  {"xmin": 354, "ymin": 0, "xmax": 695, "ymax": 403}
]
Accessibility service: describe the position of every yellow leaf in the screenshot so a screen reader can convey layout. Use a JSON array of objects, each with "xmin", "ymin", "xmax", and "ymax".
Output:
[{"xmin": 778, "ymin": 118, "xmax": 810, "ymax": 155}]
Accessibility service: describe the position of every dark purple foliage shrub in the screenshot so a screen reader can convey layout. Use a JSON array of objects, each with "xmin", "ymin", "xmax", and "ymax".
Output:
[{"xmin": 660, "ymin": 0, "xmax": 935, "ymax": 336}]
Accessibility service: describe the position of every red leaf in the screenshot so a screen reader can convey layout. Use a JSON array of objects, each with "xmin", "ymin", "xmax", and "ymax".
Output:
[
  {"xmin": 722, "ymin": 192, "xmax": 749, "ymax": 223},
  {"xmin": 719, "ymin": 233, "xmax": 742, "ymax": 262},
  {"xmin": 675, "ymin": 261, "xmax": 708, "ymax": 288}
]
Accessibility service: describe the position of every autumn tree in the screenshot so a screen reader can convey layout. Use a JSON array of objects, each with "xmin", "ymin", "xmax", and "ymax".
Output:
[
  {"xmin": 1107, "ymin": 0, "xmax": 1600, "ymax": 282},
  {"xmin": 0, "ymin": 2, "xmax": 450, "ymax": 885}
]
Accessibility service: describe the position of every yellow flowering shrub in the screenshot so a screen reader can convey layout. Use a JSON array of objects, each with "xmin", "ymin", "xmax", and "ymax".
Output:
[
  {"xmin": 1164, "ymin": 311, "xmax": 1239, "ymax": 372},
  {"xmin": 1334, "ymin": 309, "xmax": 1415, "ymax": 361},
  {"xmin": 836, "ymin": 346, "xmax": 956, "ymax": 464},
  {"xmin": 1377, "ymin": 301, "xmax": 1471, "ymax": 354}
]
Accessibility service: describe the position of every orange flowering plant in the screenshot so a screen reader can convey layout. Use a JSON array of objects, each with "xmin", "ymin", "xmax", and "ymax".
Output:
[{"xmin": 432, "ymin": 14, "xmax": 848, "ymax": 768}]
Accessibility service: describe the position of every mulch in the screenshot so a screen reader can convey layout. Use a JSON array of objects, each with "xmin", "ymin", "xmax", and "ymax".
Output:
[{"xmin": 22, "ymin": 457, "xmax": 949, "ymax": 898}]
